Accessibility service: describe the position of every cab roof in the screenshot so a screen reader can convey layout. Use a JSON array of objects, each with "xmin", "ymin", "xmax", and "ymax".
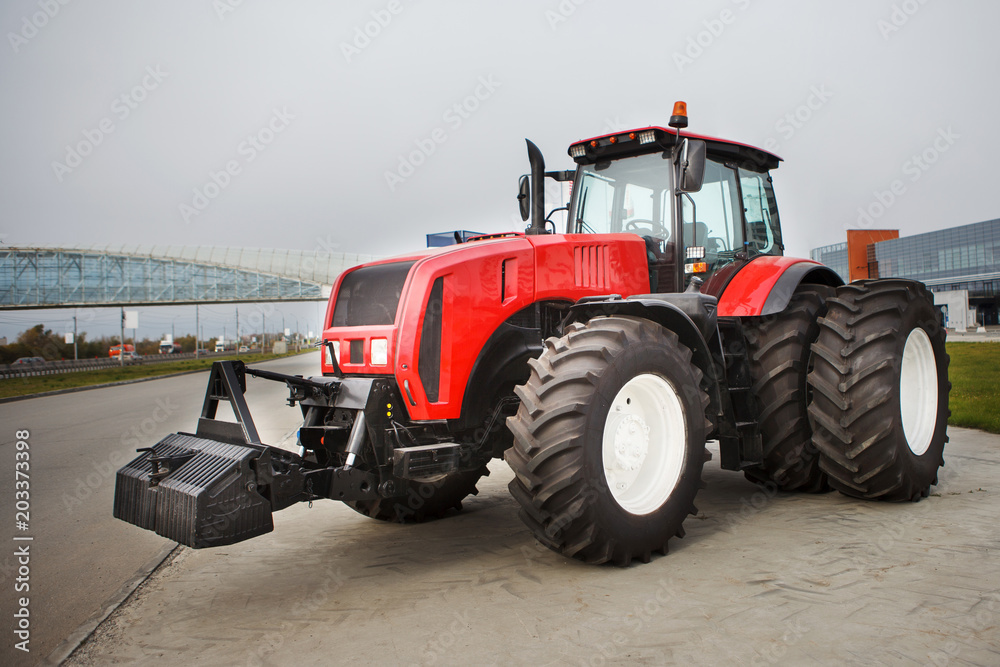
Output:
[{"xmin": 568, "ymin": 126, "xmax": 782, "ymax": 171}]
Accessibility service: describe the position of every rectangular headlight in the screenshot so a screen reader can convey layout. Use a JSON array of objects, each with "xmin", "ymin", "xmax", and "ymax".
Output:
[
  {"xmin": 569, "ymin": 145, "xmax": 586, "ymax": 158},
  {"xmin": 370, "ymin": 338, "xmax": 388, "ymax": 366},
  {"xmin": 639, "ymin": 130, "xmax": 656, "ymax": 144}
]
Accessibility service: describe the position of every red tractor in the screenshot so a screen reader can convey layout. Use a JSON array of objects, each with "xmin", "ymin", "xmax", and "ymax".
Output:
[{"xmin": 115, "ymin": 103, "xmax": 949, "ymax": 566}]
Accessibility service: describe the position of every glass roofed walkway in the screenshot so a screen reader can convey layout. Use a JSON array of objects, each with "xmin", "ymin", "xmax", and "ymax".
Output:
[{"xmin": 0, "ymin": 246, "xmax": 379, "ymax": 309}]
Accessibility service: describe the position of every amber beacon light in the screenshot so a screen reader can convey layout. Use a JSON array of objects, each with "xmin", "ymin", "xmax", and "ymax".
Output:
[{"xmin": 669, "ymin": 101, "xmax": 689, "ymax": 129}]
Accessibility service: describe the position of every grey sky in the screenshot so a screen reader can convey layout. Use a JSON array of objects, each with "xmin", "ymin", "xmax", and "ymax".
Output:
[{"xmin": 2, "ymin": 1, "xmax": 998, "ymax": 340}]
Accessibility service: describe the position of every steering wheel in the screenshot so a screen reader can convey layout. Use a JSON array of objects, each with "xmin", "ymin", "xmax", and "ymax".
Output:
[{"xmin": 625, "ymin": 218, "xmax": 669, "ymax": 239}]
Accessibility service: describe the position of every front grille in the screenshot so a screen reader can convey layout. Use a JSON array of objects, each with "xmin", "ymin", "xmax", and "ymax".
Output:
[
  {"xmin": 332, "ymin": 261, "xmax": 415, "ymax": 327},
  {"xmin": 349, "ymin": 339, "xmax": 363, "ymax": 364}
]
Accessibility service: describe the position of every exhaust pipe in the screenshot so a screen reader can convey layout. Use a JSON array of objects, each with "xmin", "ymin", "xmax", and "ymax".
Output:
[{"xmin": 525, "ymin": 139, "xmax": 546, "ymax": 235}]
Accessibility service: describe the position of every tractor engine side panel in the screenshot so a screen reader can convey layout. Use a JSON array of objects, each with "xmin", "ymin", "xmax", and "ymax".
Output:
[
  {"xmin": 397, "ymin": 234, "xmax": 652, "ymax": 421},
  {"xmin": 529, "ymin": 234, "xmax": 650, "ymax": 302},
  {"xmin": 322, "ymin": 234, "xmax": 654, "ymax": 424},
  {"xmin": 393, "ymin": 239, "xmax": 537, "ymax": 420}
]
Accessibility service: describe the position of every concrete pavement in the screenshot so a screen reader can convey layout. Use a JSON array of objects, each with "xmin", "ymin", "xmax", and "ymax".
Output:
[{"xmin": 64, "ymin": 427, "xmax": 1000, "ymax": 666}]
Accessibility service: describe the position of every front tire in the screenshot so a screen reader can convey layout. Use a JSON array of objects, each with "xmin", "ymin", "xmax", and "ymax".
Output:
[
  {"xmin": 298, "ymin": 407, "xmax": 491, "ymax": 523},
  {"xmin": 807, "ymin": 280, "xmax": 950, "ymax": 501},
  {"xmin": 505, "ymin": 316, "xmax": 709, "ymax": 566},
  {"xmin": 346, "ymin": 466, "xmax": 489, "ymax": 522}
]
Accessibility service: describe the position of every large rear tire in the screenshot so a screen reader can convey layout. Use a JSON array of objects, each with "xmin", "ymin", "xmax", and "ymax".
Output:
[
  {"xmin": 807, "ymin": 280, "xmax": 950, "ymax": 501},
  {"xmin": 742, "ymin": 286, "xmax": 834, "ymax": 492},
  {"xmin": 505, "ymin": 316, "xmax": 709, "ymax": 566}
]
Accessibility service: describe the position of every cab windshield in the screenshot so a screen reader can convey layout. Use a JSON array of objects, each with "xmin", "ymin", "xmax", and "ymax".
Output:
[{"xmin": 570, "ymin": 152, "xmax": 673, "ymax": 243}]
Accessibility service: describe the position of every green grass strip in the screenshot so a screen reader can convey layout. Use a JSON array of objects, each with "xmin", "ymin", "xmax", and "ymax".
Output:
[{"xmin": 946, "ymin": 342, "xmax": 1000, "ymax": 434}]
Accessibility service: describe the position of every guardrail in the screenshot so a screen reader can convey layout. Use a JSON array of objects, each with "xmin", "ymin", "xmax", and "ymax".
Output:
[{"xmin": 0, "ymin": 350, "xmax": 235, "ymax": 380}]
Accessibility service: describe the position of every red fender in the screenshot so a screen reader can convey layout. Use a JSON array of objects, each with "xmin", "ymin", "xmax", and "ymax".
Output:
[{"xmin": 716, "ymin": 256, "xmax": 842, "ymax": 317}]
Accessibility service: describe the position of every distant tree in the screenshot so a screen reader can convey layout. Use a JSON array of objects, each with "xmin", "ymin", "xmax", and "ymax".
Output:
[
  {"xmin": 136, "ymin": 338, "xmax": 159, "ymax": 355},
  {"xmin": 17, "ymin": 325, "xmax": 51, "ymax": 352},
  {"xmin": 14, "ymin": 324, "xmax": 72, "ymax": 360},
  {"xmin": 76, "ymin": 333, "xmax": 113, "ymax": 358},
  {"xmin": 175, "ymin": 334, "xmax": 197, "ymax": 353}
]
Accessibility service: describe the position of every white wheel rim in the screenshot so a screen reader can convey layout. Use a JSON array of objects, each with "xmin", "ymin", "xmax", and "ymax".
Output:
[
  {"xmin": 899, "ymin": 327, "xmax": 938, "ymax": 456},
  {"xmin": 602, "ymin": 374, "xmax": 686, "ymax": 515}
]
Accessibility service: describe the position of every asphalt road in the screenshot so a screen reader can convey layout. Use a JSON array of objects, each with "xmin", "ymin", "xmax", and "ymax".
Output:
[
  {"xmin": 63, "ymin": 427, "xmax": 1000, "ymax": 666},
  {"xmin": 0, "ymin": 351, "xmax": 320, "ymax": 665}
]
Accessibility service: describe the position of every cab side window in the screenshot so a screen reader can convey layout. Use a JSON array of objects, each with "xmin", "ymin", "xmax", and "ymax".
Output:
[
  {"xmin": 681, "ymin": 160, "xmax": 742, "ymax": 280},
  {"xmin": 739, "ymin": 169, "xmax": 783, "ymax": 255},
  {"xmin": 574, "ymin": 172, "xmax": 616, "ymax": 234}
]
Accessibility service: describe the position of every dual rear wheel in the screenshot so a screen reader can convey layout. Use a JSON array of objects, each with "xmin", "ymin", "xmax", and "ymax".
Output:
[
  {"xmin": 742, "ymin": 286, "xmax": 834, "ymax": 492},
  {"xmin": 743, "ymin": 280, "xmax": 949, "ymax": 501}
]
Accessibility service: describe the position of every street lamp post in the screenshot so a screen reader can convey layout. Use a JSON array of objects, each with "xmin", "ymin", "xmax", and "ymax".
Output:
[{"xmin": 119, "ymin": 307, "xmax": 125, "ymax": 367}]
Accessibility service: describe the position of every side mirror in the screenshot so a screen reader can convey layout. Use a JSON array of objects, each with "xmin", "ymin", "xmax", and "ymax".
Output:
[
  {"xmin": 517, "ymin": 174, "xmax": 530, "ymax": 222},
  {"xmin": 677, "ymin": 139, "xmax": 706, "ymax": 193}
]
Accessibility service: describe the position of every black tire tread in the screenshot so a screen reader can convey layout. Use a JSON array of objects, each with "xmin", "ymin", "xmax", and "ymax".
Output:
[
  {"xmin": 807, "ymin": 279, "xmax": 950, "ymax": 501},
  {"xmin": 346, "ymin": 466, "xmax": 489, "ymax": 522},
  {"xmin": 505, "ymin": 316, "xmax": 708, "ymax": 566},
  {"xmin": 742, "ymin": 286, "xmax": 834, "ymax": 492}
]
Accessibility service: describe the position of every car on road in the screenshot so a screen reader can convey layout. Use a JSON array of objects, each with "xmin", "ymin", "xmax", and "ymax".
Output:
[
  {"xmin": 11, "ymin": 356, "xmax": 46, "ymax": 365},
  {"xmin": 239, "ymin": 346, "xmax": 249, "ymax": 352}
]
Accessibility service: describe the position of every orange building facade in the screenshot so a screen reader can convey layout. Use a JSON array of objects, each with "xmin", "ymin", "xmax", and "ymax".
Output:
[{"xmin": 846, "ymin": 229, "xmax": 899, "ymax": 281}]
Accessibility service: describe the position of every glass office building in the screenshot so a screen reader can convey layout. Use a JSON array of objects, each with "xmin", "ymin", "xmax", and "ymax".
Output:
[
  {"xmin": 809, "ymin": 242, "xmax": 848, "ymax": 282},
  {"xmin": 811, "ymin": 218, "xmax": 1000, "ymax": 325}
]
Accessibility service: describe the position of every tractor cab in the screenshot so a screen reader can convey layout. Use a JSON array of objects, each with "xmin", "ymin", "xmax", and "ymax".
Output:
[{"xmin": 524, "ymin": 103, "xmax": 785, "ymax": 295}]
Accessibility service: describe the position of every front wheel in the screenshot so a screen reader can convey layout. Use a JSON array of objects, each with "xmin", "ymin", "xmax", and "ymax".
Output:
[
  {"xmin": 298, "ymin": 407, "xmax": 490, "ymax": 523},
  {"xmin": 505, "ymin": 316, "xmax": 709, "ymax": 566},
  {"xmin": 346, "ymin": 467, "xmax": 490, "ymax": 522}
]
